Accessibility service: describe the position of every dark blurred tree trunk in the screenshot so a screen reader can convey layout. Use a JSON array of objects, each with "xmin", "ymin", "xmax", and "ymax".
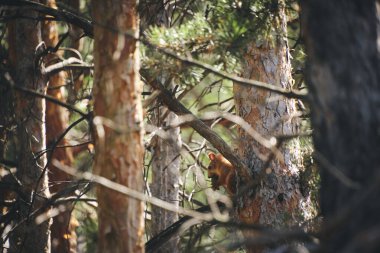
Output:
[
  {"xmin": 234, "ymin": 1, "xmax": 316, "ymax": 252},
  {"xmin": 302, "ymin": 1, "xmax": 380, "ymax": 252},
  {"xmin": 92, "ymin": 0, "xmax": 145, "ymax": 253},
  {"xmin": 0, "ymin": 33, "xmax": 16, "ymax": 250},
  {"xmin": 41, "ymin": 0, "xmax": 77, "ymax": 252},
  {"xmin": 7, "ymin": 1, "xmax": 52, "ymax": 252}
]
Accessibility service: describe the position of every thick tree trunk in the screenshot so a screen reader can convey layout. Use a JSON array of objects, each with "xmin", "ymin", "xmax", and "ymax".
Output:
[
  {"xmin": 302, "ymin": 1, "xmax": 380, "ymax": 252},
  {"xmin": 41, "ymin": 0, "xmax": 77, "ymax": 252},
  {"xmin": 92, "ymin": 1, "xmax": 145, "ymax": 253},
  {"xmin": 234, "ymin": 2, "xmax": 316, "ymax": 252},
  {"xmin": 7, "ymin": 3, "xmax": 52, "ymax": 252}
]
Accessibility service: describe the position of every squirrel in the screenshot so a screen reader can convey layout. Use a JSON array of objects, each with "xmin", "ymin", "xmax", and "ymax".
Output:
[{"xmin": 205, "ymin": 152, "xmax": 237, "ymax": 195}]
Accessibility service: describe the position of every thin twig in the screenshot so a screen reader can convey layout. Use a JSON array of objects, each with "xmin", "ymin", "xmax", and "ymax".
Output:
[{"xmin": 52, "ymin": 160, "xmax": 221, "ymax": 222}]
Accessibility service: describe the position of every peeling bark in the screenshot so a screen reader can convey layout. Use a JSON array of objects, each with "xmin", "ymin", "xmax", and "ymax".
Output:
[{"xmin": 92, "ymin": 1, "xmax": 145, "ymax": 253}]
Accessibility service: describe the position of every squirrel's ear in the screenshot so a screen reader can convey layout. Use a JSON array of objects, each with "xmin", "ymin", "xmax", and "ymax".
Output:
[{"xmin": 208, "ymin": 152, "xmax": 216, "ymax": 160}]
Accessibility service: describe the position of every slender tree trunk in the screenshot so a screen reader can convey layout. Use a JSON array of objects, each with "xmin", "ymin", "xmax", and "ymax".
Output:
[
  {"xmin": 7, "ymin": 3, "xmax": 51, "ymax": 252},
  {"xmin": 92, "ymin": 1, "xmax": 145, "ymax": 253},
  {"xmin": 145, "ymin": 3, "xmax": 181, "ymax": 253},
  {"xmin": 40, "ymin": 0, "xmax": 77, "ymax": 252},
  {"xmin": 234, "ymin": 2, "xmax": 316, "ymax": 251},
  {"xmin": 150, "ymin": 110, "xmax": 181, "ymax": 253},
  {"xmin": 302, "ymin": 1, "xmax": 380, "ymax": 252}
]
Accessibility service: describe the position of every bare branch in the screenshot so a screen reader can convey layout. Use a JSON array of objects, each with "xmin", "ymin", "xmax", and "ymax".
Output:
[
  {"xmin": 43, "ymin": 57, "xmax": 93, "ymax": 76},
  {"xmin": 52, "ymin": 160, "xmax": 223, "ymax": 222},
  {"xmin": 148, "ymin": 79, "xmax": 251, "ymax": 180},
  {"xmin": 167, "ymin": 111, "xmax": 282, "ymax": 162}
]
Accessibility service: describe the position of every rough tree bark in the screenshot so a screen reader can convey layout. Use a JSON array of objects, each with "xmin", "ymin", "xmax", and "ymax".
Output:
[
  {"xmin": 92, "ymin": 1, "xmax": 145, "ymax": 253},
  {"xmin": 233, "ymin": 1, "xmax": 316, "ymax": 251},
  {"xmin": 41, "ymin": 0, "xmax": 77, "ymax": 252},
  {"xmin": 302, "ymin": 1, "xmax": 380, "ymax": 252},
  {"xmin": 7, "ymin": 2, "xmax": 52, "ymax": 252}
]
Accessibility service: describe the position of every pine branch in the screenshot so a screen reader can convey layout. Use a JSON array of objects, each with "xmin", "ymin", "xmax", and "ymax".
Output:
[
  {"xmin": 1, "ymin": 0, "xmax": 307, "ymax": 99},
  {"xmin": 144, "ymin": 40, "xmax": 307, "ymax": 99}
]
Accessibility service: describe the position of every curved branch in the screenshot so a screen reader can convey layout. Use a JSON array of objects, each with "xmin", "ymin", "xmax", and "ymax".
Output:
[
  {"xmin": 43, "ymin": 57, "xmax": 93, "ymax": 76},
  {"xmin": 0, "ymin": 0, "xmax": 93, "ymax": 37}
]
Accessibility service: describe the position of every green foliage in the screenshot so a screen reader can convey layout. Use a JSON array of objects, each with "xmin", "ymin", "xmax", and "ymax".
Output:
[
  {"xmin": 140, "ymin": 1, "xmax": 311, "ymax": 251},
  {"xmin": 1, "ymin": 0, "xmax": 312, "ymax": 252},
  {"xmin": 145, "ymin": 13, "xmax": 213, "ymax": 54},
  {"xmin": 209, "ymin": 0, "xmax": 290, "ymax": 50}
]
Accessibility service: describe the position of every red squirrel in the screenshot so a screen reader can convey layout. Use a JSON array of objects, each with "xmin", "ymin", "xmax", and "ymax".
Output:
[{"xmin": 206, "ymin": 152, "xmax": 237, "ymax": 195}]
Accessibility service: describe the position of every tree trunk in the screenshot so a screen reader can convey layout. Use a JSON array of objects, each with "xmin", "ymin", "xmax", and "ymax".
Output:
[
  {"xmin": 234, "ymin": 2, "xmax": 316, "ymax": 251},
  {"xmin": 150, "ymin": 110, "xmax": 181, "ymax": 253},
  {"xmin": 302, "ymin": 1, "xmax": 380, "ymax": 252},
  {"xmin": 92, "ymin": 1, "xmax": 145, "ymax": 253},
  {"xmin": 145, "ymin": 3, "xmax": 181, "ymax": 253},
  {"xmin": 7, "ymin": 3, "xmax": 52, "ymax": 252},
  {"xmin": 41, "ymin": 0, "xmax": 77, "ymax": 252}
]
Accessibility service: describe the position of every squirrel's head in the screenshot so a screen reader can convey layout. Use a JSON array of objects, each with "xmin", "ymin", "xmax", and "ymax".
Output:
[
  {"xmin": 207, "ymin": 152, "xmax": 219, "ymax": 189},
  {"xmin": 206, "ymin": 152, "xmax": 225, "ymax": 190}
]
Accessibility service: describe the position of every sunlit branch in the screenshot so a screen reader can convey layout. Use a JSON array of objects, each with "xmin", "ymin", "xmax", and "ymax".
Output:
[
  {"xmin": 43, "ymin": 57, "xmax": 93, "ymax": 76},
  {"xmin": 52, "ymin": 160, "xmax": 227, "ymax": 223}
]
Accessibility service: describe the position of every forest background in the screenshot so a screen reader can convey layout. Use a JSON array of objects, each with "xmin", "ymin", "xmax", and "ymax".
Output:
[{"xmin": 0, "ymin": 0, "xmax": 379, "ymax": 253}]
